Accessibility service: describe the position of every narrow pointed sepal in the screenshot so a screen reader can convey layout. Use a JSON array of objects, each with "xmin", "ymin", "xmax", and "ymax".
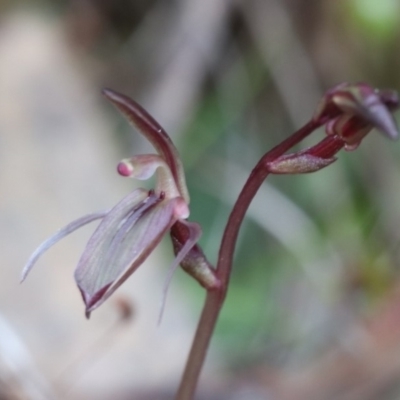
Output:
[
  {"xmin": 102, "ymin": 88, "xmax": 190, "ymax": 203},
  {"xmin": 21, "ymin": 211, "xmax": 107, "ymax": 282},
  {"xmin": 332, "ymin": 85, "xmax": 399, "ymax": 140}
]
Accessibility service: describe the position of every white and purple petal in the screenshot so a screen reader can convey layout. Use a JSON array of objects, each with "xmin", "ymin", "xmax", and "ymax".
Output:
[
  {"xmin": 158, "ymin": 219, "xmax": 202, "ymax": 323},
  {"xmin": 75, "ymin": 193, "xmax": 187, "ymax": 315},
  {"xmin": 21, "ymin": 211, "xmax": 108, "ymax": 282}
]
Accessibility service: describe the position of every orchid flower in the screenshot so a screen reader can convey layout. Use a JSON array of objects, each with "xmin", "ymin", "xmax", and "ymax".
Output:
[
  {"xmin": 22, "ymin": 89, "xmax": 218, "ymax": 317},
  {"xmin": 267, "ymin": 82, "xmax": 399, "ymax": 174}
]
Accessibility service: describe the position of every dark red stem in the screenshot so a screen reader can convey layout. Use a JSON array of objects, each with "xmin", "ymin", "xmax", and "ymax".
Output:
[{"xmin": 175, "ymin": 119, "xmax": 321, "ymax": 400}]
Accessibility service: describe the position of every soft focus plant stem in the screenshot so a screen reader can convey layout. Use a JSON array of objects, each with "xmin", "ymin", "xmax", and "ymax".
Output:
[{"xmin": 175, "ymin": 119, "xmax": 321, "ymax": 400}]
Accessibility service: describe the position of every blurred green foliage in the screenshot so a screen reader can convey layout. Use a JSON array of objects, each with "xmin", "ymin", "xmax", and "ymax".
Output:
[{"xmin": 347, "ymin": 0, "xmax": 400, "ymax": 40}]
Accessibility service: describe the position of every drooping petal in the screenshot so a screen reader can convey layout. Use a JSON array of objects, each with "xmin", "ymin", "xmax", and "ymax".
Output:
[
  {"xmin": 332, "ymin": 85, "xmax": 399, "ymax": 140},
  {"xmin": 166, "ymin": 220, "xmax": 202, "ymax": 279},
  {"xmin": 170, "ymin": 220, "xmax": 219, "ymax": 289},
  {"xmin": 21, "ymin": 211, "xmax": 108, "ymax": 282},
  {"xmin": 314, "ymin": 83, "xmax": 399, "ymax": 141},
  {"xmin": 364, "ymin": 100, "xmax": 399, "ymax": 140},
  {"xmin": 158, "ymin": 220, "xmax": 203, "ymax": 323},
  {"xmin": 102, "ymin": 88, "xmax": 190, "ymax": 203},
  {"xmin": 75, "ymin": 195, "xmax": 187, "ymax": 315}
]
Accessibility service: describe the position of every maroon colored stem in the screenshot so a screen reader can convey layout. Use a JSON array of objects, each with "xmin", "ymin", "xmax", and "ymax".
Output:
[
  {"xmin": 175, "ymin": 119, "xmax": 321, "ymax": 400},
  {"xmin": 216, "ymin": 119, "xmax": 320, "ymax": 286}
]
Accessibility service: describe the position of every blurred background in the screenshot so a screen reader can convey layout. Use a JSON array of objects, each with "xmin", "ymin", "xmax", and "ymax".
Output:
[{"xmin": 1, "ymin": 0, "xmax": 400, "ymax": 399}]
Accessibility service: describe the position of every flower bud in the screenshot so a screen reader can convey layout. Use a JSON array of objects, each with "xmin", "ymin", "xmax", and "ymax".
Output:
[{"xmin": 314, "ymin": 82, "xmax": 399, "ymax": 143}]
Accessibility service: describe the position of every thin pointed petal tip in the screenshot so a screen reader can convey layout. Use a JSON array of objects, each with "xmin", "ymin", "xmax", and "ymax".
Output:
[
  {"xmin": 102, "ymin": 88, "xmax": 131, "ymax": 109},
  {"xmin": 79, "ymin": 283, "xmax": 113, "ymax": 316},
  {"xmin": 377, "ymin": 115, "xmax": 399, "ymax": 141},
  {"xmin": 21, "ymin": 212, "xmax": 107, "ymax": 284},
  {"xmin": 102, "ymin": 87, "xmax": 118, "ymax": 100},
  {"xmin": 377, "ymin": 89, "xmax": 399, "ymax": 140},
  {"xmin": 314, "ymin": 83, "xmax": 399, "ymax": 144}
]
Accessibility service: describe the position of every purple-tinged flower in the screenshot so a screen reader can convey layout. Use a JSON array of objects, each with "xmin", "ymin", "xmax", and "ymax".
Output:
[
  {"xmin": 268, "ymin": 83, "xmax": 399, "ymax": 174},
  {"xmin": 314, "ymin": 82, "xmax": 399, "ymax": 148},
  {"xmin": 22, "ymin": 91, "xmax": 212, "ymax": 318}
]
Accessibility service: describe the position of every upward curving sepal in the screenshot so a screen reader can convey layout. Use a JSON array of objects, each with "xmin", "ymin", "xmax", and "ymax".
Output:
[{"xmin": 102, "ymin": 89, "xmax": 190, "ymax": 203}]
